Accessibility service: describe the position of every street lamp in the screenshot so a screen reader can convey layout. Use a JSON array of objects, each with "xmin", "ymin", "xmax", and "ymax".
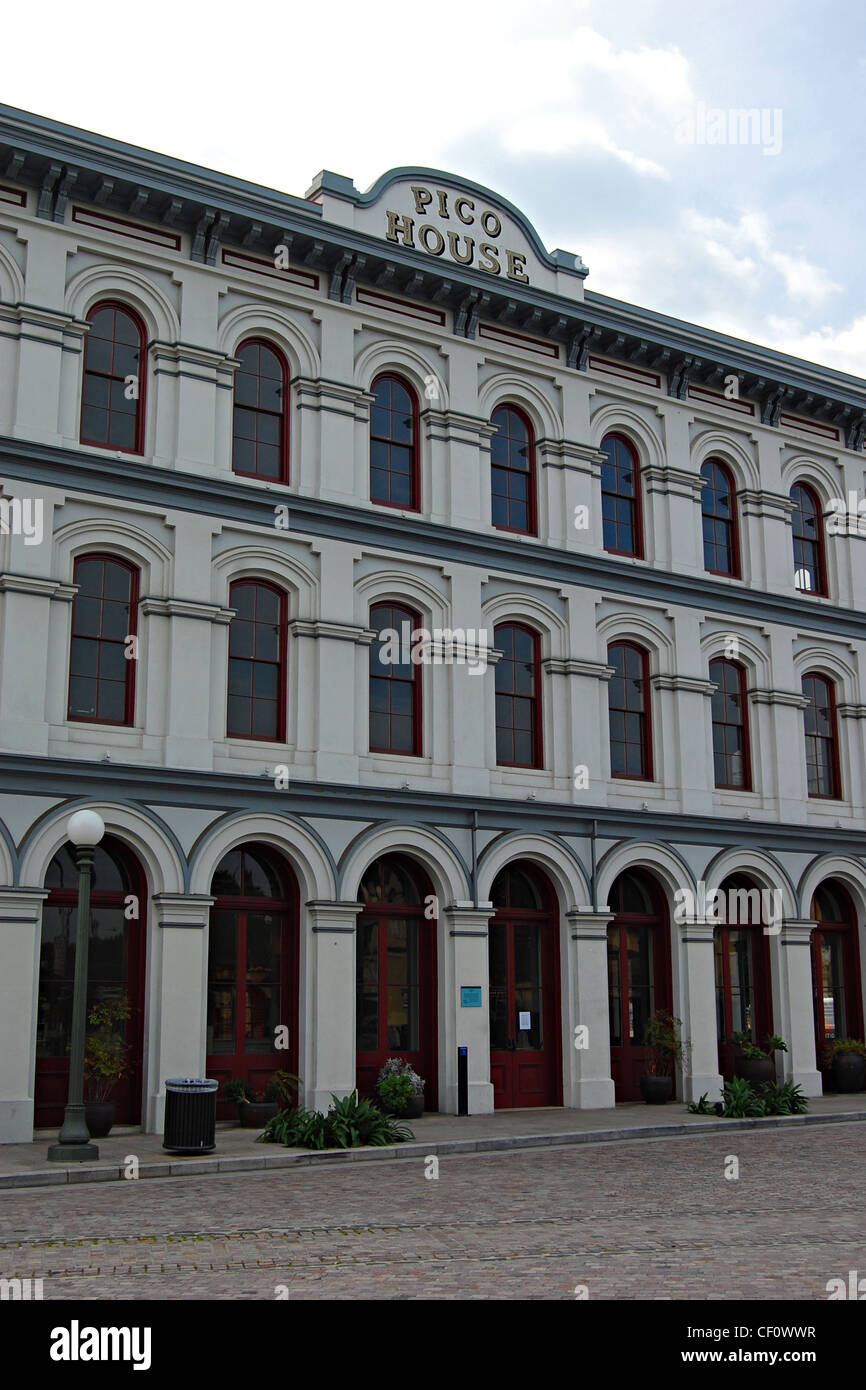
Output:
[{"xmin": 47, "ymin": 809, "xmax": 105, "ymax": 1162}]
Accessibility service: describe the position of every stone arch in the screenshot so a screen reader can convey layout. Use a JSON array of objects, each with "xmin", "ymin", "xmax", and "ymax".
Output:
[
  {"xmin": 355, "ymin": 567, "xmax": 448, "ymax": 629},
  {"xmin": 798, "ymin": 854, "xmax": 866, "ymax": 922},
  {"xmin": 596, "ymin": 839, "xmax": 696, "ymax": 911},
  {"xmin": 781, "ymin": 455, "xmax": 842, "ymax": 508},
  {"xmin": 691, "ymin": 430, "xmax": 760, "ymax": 493},
  {"xmin": 218, "ymin": 304, "xmax": 319, "ymax": 381},
  {"xmin": 339, "ymin": 822, "xmax": 470, "ymax": 906},
  {"xmin": 19, "ymin": 800, "xmax": 185, "ymax": 897},
  {"xmin": 212, "ymin": 543, "xmax": 318, "ymax": 619},
  {"xmin": 53, "ymin": 515, "xmax": 173, "ymax": 594},
  {"xmin": 597, "ymin": 609, "xmax": 674, "ymax": 670},
  {"xmin": 65, "ymin": 264, "xmax": 179, "ymax": 343},
  {"xmin": 0, "ymin": 242, "xmax": 25, "ymax": 302},
  {"xmin": 481, "ymin": 591, "xmax": 568, "ymax": 658},
  {"xmin": 477, "ymin": 373, "xmax": 562, "ymax": 441},
  {"xmin": 188, "ymin": 812, "xmax": 336, "ymax": 903},
  {"xmin": 0, "ymin": 815, "xmax": 17, "ymax": 886},
  {"xmin": 476, "ymin": 831, "xmax": 590, "ymax": 910},
  {"xmin": 589, "ymin": 402, "xmax": 666, "ymax": 473},
  {"xmin": 355, "ymin": 341, "xmax": 448, "ymax": 411},
  {"xmin": 701, "ymin": 846, "xmax": 798, "ymax": 919}
]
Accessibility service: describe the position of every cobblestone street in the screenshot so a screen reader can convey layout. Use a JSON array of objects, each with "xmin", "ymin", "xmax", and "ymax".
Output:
[{"xmin": 1, "ymin": 1123, "xmax": 863, "ymax": 1300}]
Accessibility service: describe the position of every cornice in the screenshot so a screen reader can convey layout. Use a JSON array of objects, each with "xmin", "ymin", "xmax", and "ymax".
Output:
[
  {"xmin": 747, "ymin": 687, "xmax": 811, "ymax": 708},
  {"xmin": 138, "ymin": 597, "xmax": 234, "ymax": 624},
  {"xmin": 0, "ymin": 572, "xmax": 76, "ymax": 599},
  {"xmin": 2, "ymin": 433, "xmax": 866, "ymax": 643}
]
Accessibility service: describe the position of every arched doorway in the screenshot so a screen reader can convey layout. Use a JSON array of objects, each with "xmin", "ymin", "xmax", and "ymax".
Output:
[
  {"xmin": 355, "ymin": 855, "xmax": 438, "ymax": 1108},
  {"xmin": 714, "ymin": 875, "xmax": 774, "ymax": 1081},
  {"xmin": 36, "ymin": 836, "xmax": 146, "ymax": 1128},
  {"xmin": 607, "ymin": 869, "xmax": 672, "ymax": 1101},
  {"xmin": 811, "ymin": 880, "xmax": 863, "ymax": 1087},
  {"xmin": 206, "ymin": 843, "xmax": 298, "ymax": 1116},
  {"xmin": 488, "ymin": 861, "xmax": 561, "ymax": 1108}
]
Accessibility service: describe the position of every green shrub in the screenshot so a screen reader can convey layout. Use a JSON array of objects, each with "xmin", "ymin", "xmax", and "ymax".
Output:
[
  {"xmin": 687, "ymin": 1092, "xmax": 715, "ymax": 1115},
  {"xmin": 377, "ymin": 1074, "xmax": 414, "ymax": 1113},
  {"xmin": 821, "ymin": 1037, "xmax": 866, "ymax": 1068},
  {"xmin": 722, "ymin": 1076, "xmax": 767, "ymax": 1117},
  {"xmin": 758, "ymin": 1081, "xmax": 808, "ymax": 1116},
  {"xmin": 258, "ymin": 1091, "xmax": 414, "ymax": 1149},
  {"xmin": 222, "ymin": 1079, "xmax": 256, "ymax": 1104}
]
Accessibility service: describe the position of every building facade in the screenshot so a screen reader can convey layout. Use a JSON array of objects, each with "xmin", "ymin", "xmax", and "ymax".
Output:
[{"xmin": 1, "ymin": 104, "xmax": 865, "ymax": 1141}]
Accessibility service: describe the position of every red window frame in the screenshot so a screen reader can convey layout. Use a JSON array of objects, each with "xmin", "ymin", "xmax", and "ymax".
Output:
[
  {"xmin": 790, "ymin": 483, "xmax": 827, "ymax": 596},
  {"xmin": 607, "ymin": 641, "xmax": 653, "ymax": 780},
  {"xmin": 601, "ymin": 433, "xmax": 643, "ymax": 558},
  {"xmin": 67, "ymin": 553, "xmax": 139, "ymax": 727},
  {"xmin": 810, "ymin": 881, "xmax": 863, "ymax": 1062},
  {"xmin": 709, "ymin": 657, "xmax": 751, "ymax": 790},
  {"xmin": 226, "ymin": 580, "xmax": 287, "ymax": 742},
  {"xmin": 369, "ymin": 602, "xmax": 422, "ymax": 756},
  {"xmin": 370, "ymin": 374, "xmax": 420, "ymax": 512},
  {"xmin": 701, "ymin": 459, "xmax": 741, "ymax": 577},
  {"xmin": 232, "ymin": 338, "xmax": 290, "ymax": 484},
  {"xmin": 80, "ymin": 301, "xmax": 147, "ymax": 455},
  {"xmin": 802, "ymin": 672, "xmax": 841, "ymax": 799},
  {"xmin": 494, "ymin": 622, "xmax": 542, "ymax": 769},
  {"xmin": 490, "ymin": 404, "xmax": 537, "ymax": 536}
]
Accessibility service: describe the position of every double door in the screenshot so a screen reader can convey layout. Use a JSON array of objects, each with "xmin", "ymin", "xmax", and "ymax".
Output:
[{"xmin": 489, "ymin": 916, "xmax": 559, "ymax": 1107}]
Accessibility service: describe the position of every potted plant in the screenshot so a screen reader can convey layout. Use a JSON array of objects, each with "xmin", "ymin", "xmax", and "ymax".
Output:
[
  {"xmin": 640, "ymin": 1011, "xmax": 685, "ymax": 1104},
  {"xmin": 730, "ymin": 1032, "xmax": 787, "ymax": 1086},
  {"xmin": 83, "ymin": 997, "xmax": 131, "ymax": 1137},
  {"xmin": 376, "ymin": 1058, "xmax": 425, "ymax": 1119},
  {"xmin": 223, "ymin": 1070, "xmax": 300, "ymax": 1128},
  {"xmin": 821, "ymin": 1038, "xmax": 866, "ymax": 1093}
]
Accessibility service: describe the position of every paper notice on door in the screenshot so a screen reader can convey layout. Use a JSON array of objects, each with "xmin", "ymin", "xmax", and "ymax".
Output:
[{"xmin": 518, "ymin": 1011, "xmax": 531, "ymax": 1030}]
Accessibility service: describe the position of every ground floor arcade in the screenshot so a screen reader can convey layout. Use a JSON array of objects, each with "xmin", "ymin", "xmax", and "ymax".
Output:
[{"xmin": 1, "ymin": 800, "xmax": 864, "ymax": 1141}]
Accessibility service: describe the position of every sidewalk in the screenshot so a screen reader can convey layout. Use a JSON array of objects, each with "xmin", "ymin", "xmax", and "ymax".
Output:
[{"xmin": 2, "ymin": 1094, "xmax": 864, "ymax": 1191}]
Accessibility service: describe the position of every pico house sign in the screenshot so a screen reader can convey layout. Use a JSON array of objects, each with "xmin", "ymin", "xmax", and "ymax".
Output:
[{"xmin": 385, "ymin": 184, "xmax": 530, "ymax": 283}]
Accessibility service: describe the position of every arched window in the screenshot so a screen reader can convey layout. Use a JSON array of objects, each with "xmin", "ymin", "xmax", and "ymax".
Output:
[
  {"xmin": 709, "ymin": 658, "xmax": 750, "ymax": 789},
  {"xmin": 232, "ymin": 339, "xmax": 289, "ymax": 482},
  {"xmin": 356, "ymin": 854, "xmax": 437, "ymax": 1106},
  {"xmin": 606, "ymin": 869, "xmax": 672, "ymax": 1101},
  {"xmin": 369, "ymin": 602, "xmax": 421, "ymax": 755},
  {"xmin": 491, "ymin": 405, "xmax": 536, "ymax": 535},
  {"xmin": 714, "ymin": 874, "xmax": 773, "ymax": 1081},
  {"xmin": 370, "ymin": 375, "xmax": 419, "ymax": 510},
  {"xmin": 67, "ymin": 554, "xmax": 138, "ymax": 725},
  {"xmin": 80, "ymin": 301, "xmax": 146, "ymax": 453},
  {"xmin": 207, "ymin": 843, "xmax": 298, "ymax": 1106},
  {"xmin": 790, "ymin": 483, "xmax": 826, "ymax": 595},
  {"xmin": 701, "ymin": 459, "xmax": 740, "ymax": 576},
  {"xmin": 489, "ymin": 861, "xmax": 560, "ymax": 1108},
  {"xmin": 601, "ymin": 433, "xmax": 642, "ymax": 557},
  {"xmin": 607, "ymin": 641, "xmax": 652, "ymax": 779},
  {"xmin": 811, "ymin": 881, "xmax": 863, "ymax": 1061},
  {"xmin": 802, "ymin": 672, "xmax": 841, "ymax": 798},
  {"xmin": 494, "ymin": 623, "xmax": 541, "ymax": 768},
  {"xmin": 227, "ymin": 580, "xmax": 287, "ymax": 741}
]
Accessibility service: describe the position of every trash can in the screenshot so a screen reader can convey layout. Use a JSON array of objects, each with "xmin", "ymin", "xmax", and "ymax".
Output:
[{"xmin": 163, "ymin": 1078, "xmax": 218, "ymax": 1154}]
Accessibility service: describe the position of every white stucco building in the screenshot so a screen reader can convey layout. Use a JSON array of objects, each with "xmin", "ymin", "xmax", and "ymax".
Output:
[{"xmin": 0, "ymin": 104, "xmax": 865, "ymax": 1141}]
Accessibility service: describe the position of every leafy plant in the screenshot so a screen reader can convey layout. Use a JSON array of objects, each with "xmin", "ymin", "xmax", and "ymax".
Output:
[
  {"xmin": 821, "ymin": 1037, "xmax": 866, "ymax": 1068},
  {"xmin": 222, "ymin": 1079, "xmax": 256, "ymax": 1104},
  {"xmin": 721, "ymin": 1076, "xmax": 767, "ymax": 1118},
  {"xmin": 377, "ymin": 1074, "xmax": 414, "ymax": 1113},
  {"xmin": 687, "ymin": 1092, "xmax": 715, "ymax": 1115},
  {"xmin": 643, "ymin": 1011, "xmax": 687, "ymax": 1077},
  {"xmin": 263, "ymin": 1071, "xmax": 301, "ymax": 1106},
  {"xmin": 83, "ymin": 997, "xmax": 131, "ymax": 1102},
  {"xmin": 729, "ymin": 1031, "xmax": 788, "ymax": 1061},
  {"xmin": 758, "ymin": 1081, "xmax": 808, "ymax": 1116},
  {"xmin": 258, "ymin": 1091, "xmax": 414, "ymax": 1149},
  {"xmin": 377, "ymin": 1057, "xmax": 424, "ymax": 1094}
]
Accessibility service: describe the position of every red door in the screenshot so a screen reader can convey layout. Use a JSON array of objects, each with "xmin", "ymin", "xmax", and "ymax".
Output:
[
  {"xmin": 489, "ymin": 862, "xmax": 561, "ymax": 1108},
  {"xmin": 714, "ymin": 876, "xmax": 773, "ymax": 1081},
  {"xmin": 811, "ymin": 880, "xmax": 863, "ymax": 1088},
  {"xmin": 35, "ymin": 837, "xmax": 146, "ymax": 1129},
  {"xmin": 355, "ymin": 855, "xmax": 438, "ymax": 1108},
  {"xmin": 607, "ymin": 870, "xmax": 671, "ymax": 1101},
  {"xmin": 206, "ymin": 844, "xmax": 298, "ymax": 1116}
]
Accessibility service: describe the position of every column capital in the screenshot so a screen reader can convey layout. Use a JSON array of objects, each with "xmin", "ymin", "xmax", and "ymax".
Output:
[
  {"xmin": 566, "ymin": 908, "xmax": 614, "ymax": 938},
  {"xmin": 305, "ymin": 900, "xmax": 364, "ymax": 932},
  {"xmin": 151, "ymin": 893, "xmax": 213, "ymax": 928},
  {"xmin": 444, "ymin": 903, "xmax": 495, "ymax": 935},
  {"xmin": 779, "ymin": 919, "xmax": 817, "ymax": 945},
  {"xmin": 677, "ymin": 917, "xmax": 717, "ymax": 943},
  {"xmin": 0, "ymin": 887, "xmax": 50, "ymax": 924}
]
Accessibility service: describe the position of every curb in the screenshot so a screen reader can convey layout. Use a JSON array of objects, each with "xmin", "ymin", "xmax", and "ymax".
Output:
[{"xmin": 1, "ymin": 1108, "xmax": 864, "ymax": 1192}]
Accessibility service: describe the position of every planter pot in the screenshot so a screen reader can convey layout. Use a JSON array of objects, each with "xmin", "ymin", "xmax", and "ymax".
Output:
[
  {"xmin": 830, "ymin": 1052, "xmax": 866, "ymax": 1093},
  {"xmin": 84, "ymin": 1100, "xmax": 116, "ymax": 1138},
  {"xmin": 734, "ymin": 1056, "xmax": 775, "ymax": 1086},
  {"xmin": 238, "ymin": 1101, "xmax": 279, "ymax": 1128},
  {"xmin": 379, "ymin": 1094, "xmax": 425, "ymax": 1120},
  {"xmin": 640, "ymin": 1075, "xmax": 673, "ymax": 1105}
]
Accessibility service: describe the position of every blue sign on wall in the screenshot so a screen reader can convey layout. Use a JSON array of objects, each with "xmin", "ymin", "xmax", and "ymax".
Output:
[{"xmin": 460, "ymin": 986, "xmax": 482, "ymax": 1007}]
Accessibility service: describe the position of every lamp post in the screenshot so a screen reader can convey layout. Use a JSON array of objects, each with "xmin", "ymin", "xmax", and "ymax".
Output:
[{"xmin": 47, "ymin": 809, "xmax": 105, "ymax": 1162}]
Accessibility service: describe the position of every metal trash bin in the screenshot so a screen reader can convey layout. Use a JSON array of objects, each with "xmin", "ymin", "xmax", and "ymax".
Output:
[{"xmin": 163, "ymin": 1078, "xmax": 218, "ymax": 1154}]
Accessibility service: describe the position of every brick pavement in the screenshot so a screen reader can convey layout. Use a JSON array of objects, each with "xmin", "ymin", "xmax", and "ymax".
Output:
[{"xmin": 0, "ymin": 1123, "xmax": 863, "ymax": 1299}]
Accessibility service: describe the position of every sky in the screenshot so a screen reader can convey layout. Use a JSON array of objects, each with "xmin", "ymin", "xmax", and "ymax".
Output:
[{"xmin": 5, "ymin": 0, "xmax": 865, "ymax": 376}]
